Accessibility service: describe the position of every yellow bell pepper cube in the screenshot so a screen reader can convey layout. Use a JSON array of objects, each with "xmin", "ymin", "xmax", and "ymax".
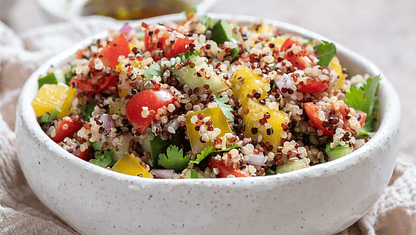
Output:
[
  {"xmin": 31, "ymin": 84, "xmax": 76, "ymax": 118},
  {"xmin": 269, "ymin": 36, "xmax": 288, "ymax": 50},
  {"xmin": 185, "ymin": 107, "xmax": 233, "ymax": 154},
  {"xmin": 241, "ymin": 99, "xmax": 289, "ymax": 151},
  {"xmin": 231, "ymin": 66, "xmax": 269, "ymax": 103},
  {"xmin": 111, "ymin": 153, "xmax": 153, "ymax": 178},
  {"xmin": 330, "ymin": 57, "xmax": 346, "ymax": 89}
]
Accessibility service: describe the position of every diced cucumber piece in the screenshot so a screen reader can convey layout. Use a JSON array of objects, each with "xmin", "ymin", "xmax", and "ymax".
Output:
[
  {"xmin": 170, "ymin": 53, "xmax": 228, "ymax": 94},
  {"xmin": 91, "ymin": 141, "xmax": 103, "ymax": 151},
  {"xmin": 276, "ymin": 158, "xmax": 310, "ymax": 173},
  {"xmin": 54, "ymin": 69, "xmax": 66, "ymax": 84},
  {"xmin": 210, "ymin": 20, "xmax": 239, "ymax": 57},
  {"xmin": 38, "ymin": 69, "xmax": 69, "ymax": 88},
  {"xmin": 184, "ymin": 169, "xmax": 204, "ymax": 179},
  {"xmin": 326, "ymin": 142, "xmax": 352, "ymax": 161},
  {"xmin": 38, "ymin": 73, "xmax": 58, "ymax": 89},
  {"xmin": 199, "ymin": 15, "xmax": 212, "ymax": 30},
  {"xmin": 113, "ymin": 134, "xmax": 134, "ymax": 162},
  {"xmin": 211, "ymin": 20, "xmax": 234, "ymax": 45}
]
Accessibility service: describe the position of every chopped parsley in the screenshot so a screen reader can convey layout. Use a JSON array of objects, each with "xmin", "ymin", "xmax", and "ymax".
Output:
[
  {"xmin": 40, "ymin": 108, "xmax": 61, "ymax": 124},
  {"xmin": 144, "ymin": 62, "xmax": 162, "ymax": 82},
  {"xmin": 158, "ymin": 145, "xmax": 190, "ymax": 172},
  {"xmin": 313, "ymin": 41, "xmax": 337, "ymax": 67},
  {"xmin": 92, "ymin": 150, "xmax": 114, "ymax": 168},
  {"xmin": 214, "ymin": 96, "xmax": 234, "ymax": 121},
  {"xmin": 78, "ymin": 102, "xmax": 96, "ymax": 120},
  {"xmin": 345, "ymin": 75, "xmax": 381, "ymax": 132}
]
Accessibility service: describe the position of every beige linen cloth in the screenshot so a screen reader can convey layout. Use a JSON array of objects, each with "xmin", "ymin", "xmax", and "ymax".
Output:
[{"xmin": 0, "ymin": 17, "xmax": 415, "ymax": 235}]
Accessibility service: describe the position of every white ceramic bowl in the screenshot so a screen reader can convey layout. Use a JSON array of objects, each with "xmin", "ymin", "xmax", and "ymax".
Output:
[{"xmin": 16, "ymin": 13, "xmax": 401, "ymax": 235}]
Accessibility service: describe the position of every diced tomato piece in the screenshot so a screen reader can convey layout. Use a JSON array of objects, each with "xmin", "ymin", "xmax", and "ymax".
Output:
[
  {"xmin": 126, "ymin": 88, "xmax": 177, "ymax": 134},
  {"xmin": 69, "ymin": 34, "xmax": 130, "ymax": 93},
  {"xmin": 297, "ymin": 78, "xmax": 329, "ymax": 94},
  {"xmin": 281, "ymin": 38, "xmax": 315, "ymax": 70},
  {"xmin": 69, "ymin": 60, "xmax": 118, "ymax": 93},
  {"xmin": 98, "ymin": 34, "xmax": 131, "ymax": 69},
  {"xmin": 53, "ymin": 116, "xmax": 83, "ymax": 143},
  {"xmin": 73, "ymin": 145, "xmax": 92, "ymax": 161},
  {"xmin": 144, "ymin": 25, "xmax": 193, "ymax": 60},
  {"xmin": 304, "ymin": 102, "xmax": 334, "ymax": 136},
  {"xmin": 281, "ymin": 39, "xmax": 327, "ymax": 93},
  {"xmin": 337, "ymin": 103, "xmax": 367, "ymax": 128},
  {"xmin": 305, "ymin": 102, "xmax": 367, "ymax": 136},
  {"xmin": 209, "ymin": 158, "xmax": 247, "ymax": 178},
  {"xmin": 76, "ymin": 49, "xmax": 85, "ymax": 60},
  {"xmin": 356, "ymin": 110, "xmax": 367, "ymax": 127}
]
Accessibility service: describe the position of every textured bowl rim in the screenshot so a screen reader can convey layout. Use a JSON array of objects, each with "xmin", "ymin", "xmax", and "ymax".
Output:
[{"xmin": 17, "ymin": 13, "xmax": 401, "ymax": 186}]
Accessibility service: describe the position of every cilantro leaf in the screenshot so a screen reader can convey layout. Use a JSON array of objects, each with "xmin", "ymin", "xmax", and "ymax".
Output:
[
  {"xmin": 214, "ymin": 96, "xmax": 234, "ymax": 121},
  {"xmin": 50, "ymin": 108, "xmax": 61, "ymax": 120},
  {"xmin": 190, "ymin": 146, "xmax": 214, "ymax": 164},
  {"xmin": 92, "ymin": 150, "xmax": 114, "ymax": 168},
  {"xmin": 345, "ymin": 75, "xmax": 381, "ymax": 131},
  {"xmin": 199, "ymin": 15, "xmax": 212, "ymax": 29},
  {"xmin": 40, "ymin": 108, "xmax": 61, "ymax": 124},
  {"xmin": 189, "ymin": 144, "xmax": 239, "ymax": 165},
  {"xmin": 158, "ymin": 145, "xmax": 190, "ymax": 172},
  {"xmin": 78, "ymin": 102, "xmax": 96, "ymax": 120},
  {"xmin": 313, "ymin": 41, "xmax": 337, "ymax": 67},
  {"xmin": 144, "ymin": 62, "xmax": 162, "ymax": 82},
  {"xmin": 185, "ymin": 8, "xmax": 196, "ymax": 18},
  {"xmin": 190, "ymin": 169, "xmax": 199, "ymax": 178}
]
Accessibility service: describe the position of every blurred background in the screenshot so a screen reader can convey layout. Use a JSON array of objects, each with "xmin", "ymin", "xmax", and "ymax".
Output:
[{"xmin": 1, "ymin": 0, "xmax": 415, "ymax": 163}]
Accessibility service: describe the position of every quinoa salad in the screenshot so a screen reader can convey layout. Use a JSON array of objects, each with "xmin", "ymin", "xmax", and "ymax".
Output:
[{"xmin": 31, "ymin": 12, "xmax": 380, "ymax": 179}]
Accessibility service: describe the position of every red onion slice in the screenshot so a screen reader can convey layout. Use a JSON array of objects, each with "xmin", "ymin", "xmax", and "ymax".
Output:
[
  {"xmin": 90, "ymin": 114, "xmax": 114, "ymax": 135},
  {"xmin": 247, "ymin": 153, "xmax": 267, "ymax": 166},
  {"xmin": 120, "ymin": 23, "xmax": 132, "ymax": 37}
]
